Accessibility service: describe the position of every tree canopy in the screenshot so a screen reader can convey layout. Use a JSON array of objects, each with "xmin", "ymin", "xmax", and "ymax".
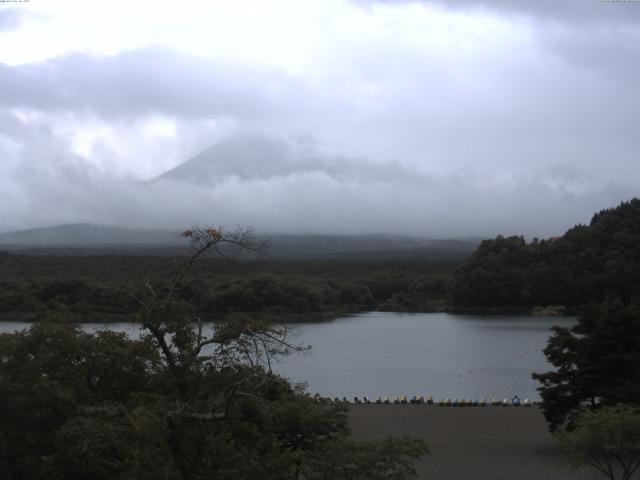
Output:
[
  {"xmin": 451, "ymin": 198, "xmax": 640, "ymax": 309},
  {"xmin": 533, "ymin": 299, "xmax": 640, "ymax": 431},
  {"xmin": 0, "ymin": 252, "xmax": 453, "ymax": 322},
  {"xmin": 0, "ymin": 226, "xmax": 428, "ymax": 480},
  {"xmin": 557, "ymin": 406, "xmax": 640, "ymax": 480}
]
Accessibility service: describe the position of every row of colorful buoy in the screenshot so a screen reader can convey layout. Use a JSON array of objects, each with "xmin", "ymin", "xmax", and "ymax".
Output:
[{"xmin": 317, "ymin": 394, "xmax": 533, "ymax": 407}]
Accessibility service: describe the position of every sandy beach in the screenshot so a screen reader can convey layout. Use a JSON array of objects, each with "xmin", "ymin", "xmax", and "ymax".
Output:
[{"xmin": 349, "ymin": 404, "xmax": 602, "ymax": 480}]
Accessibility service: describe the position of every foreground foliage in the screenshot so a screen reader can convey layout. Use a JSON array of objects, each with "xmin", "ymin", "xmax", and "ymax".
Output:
[
  {"xmin": 533, "ymin": 299, "xmax": 640, "ymax": 431},
  {"xmin": 557, "ymin": 406, "xmax": 640, "ymax": 480},
  {"xmin": 0, "ymin": 226, "xmax": 427, "ymax": 480}
]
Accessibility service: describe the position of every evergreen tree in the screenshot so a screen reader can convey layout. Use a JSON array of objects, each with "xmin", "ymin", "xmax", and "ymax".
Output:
[{"xmin": 533, "ymin": 299, "xmax": 640, "ymax": 431}]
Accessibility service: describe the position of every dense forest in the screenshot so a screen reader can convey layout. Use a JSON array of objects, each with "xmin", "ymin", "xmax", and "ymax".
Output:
[
  {"xmin": 0, "ymin": 254, "xmax": 454, "ymax": 322},
  {"xmin": 451, "ymin": 199, "xmax": 640, "ymax": 310},
  {"xmin": 2, "ymin": 199, "xmax": 639, "ymax": 322}
]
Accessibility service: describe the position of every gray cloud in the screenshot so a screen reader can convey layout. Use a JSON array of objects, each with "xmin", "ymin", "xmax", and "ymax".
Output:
[
  {"xmin": 5, "ymin": 169, "xmax": 633, "ymax": 239},
  {"xmin": 365, "ymin": 0, "xmax": 640, "ymax": 25},
  {"xmin": 0, "ymin": 8, "xmax": 26, "ymax": 31},
  {"xmin": 0, "ymin": 48, "xmax": 282, "ymax": 120},
  {"xmin": 156, "ymin": 133, "xmax": 420, "ymax": 185},
  {"xmin": 1, "ymin": 3, "xmax": 639, "ymax": 238},
  {"xmin": 1, "ymin": 131, "xmax": 635, "ymax": 238},
  {"xmin": 1, "ymin": 42, "xmax": 638, "ymax": 175}
]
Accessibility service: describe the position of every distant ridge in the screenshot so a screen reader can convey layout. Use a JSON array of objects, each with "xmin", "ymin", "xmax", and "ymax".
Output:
[
  {"xmin": 0, "ymin": 224, "xmax": 183, "ymax": 247},
  {"xmin": 0, "ymin": 224, "xmax": 479, "ymax": 260}
]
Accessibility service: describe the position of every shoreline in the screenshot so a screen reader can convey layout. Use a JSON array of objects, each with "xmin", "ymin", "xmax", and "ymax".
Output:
[{"xmin": 0, "ymin": 306, "xmax": 577, "ymax": 324}]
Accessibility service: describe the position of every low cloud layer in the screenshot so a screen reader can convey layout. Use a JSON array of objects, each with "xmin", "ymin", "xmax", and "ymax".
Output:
[
  {"xmin": 2, "ymin": 133, "xmax": 634, "ymax": 238},
  {"xmin": 410, "ymin": 0, "xmax": 640, "ymax": 24},
  {"xmin": 0, "ymin": 0, "xmax": 638, "ymax": 238}
]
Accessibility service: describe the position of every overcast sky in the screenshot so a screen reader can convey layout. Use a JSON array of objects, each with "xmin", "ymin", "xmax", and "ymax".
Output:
[{"xmin": 0, "ymin": 0, "xmax": 638, "ymax": 237}]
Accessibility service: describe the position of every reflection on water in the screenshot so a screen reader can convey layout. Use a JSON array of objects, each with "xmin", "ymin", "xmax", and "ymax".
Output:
[{"xmin": 0, "ymin": 312, "xmax": 574, "ymax": 400}]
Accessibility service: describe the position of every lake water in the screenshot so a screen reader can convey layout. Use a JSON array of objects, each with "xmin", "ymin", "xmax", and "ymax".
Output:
[{"xmin": 0, "ymin": 312, "xmax": 574, "ymax": 400}]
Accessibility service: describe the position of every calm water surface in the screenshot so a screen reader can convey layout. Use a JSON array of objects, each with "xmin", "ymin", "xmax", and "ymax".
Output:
[{"xmin": 0, "ymin": 312, "xmax": 574, "ymax": 400}]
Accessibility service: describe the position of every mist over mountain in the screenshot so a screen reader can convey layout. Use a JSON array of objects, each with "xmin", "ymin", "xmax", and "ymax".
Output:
[
  {"xmin": 157, "ymin": 134, "xmax": 296, "ymax": 184},
  {"xmin": 148, "ymin": 133, "xmax": 633, "ymax": 239},
  {"xmin": 156, "ymin": 133, "xmax": 415, "ymax": 185},
  {"xmin": 2, "ymin": 130, "xmax": 633, "ymax": 240},
  {"xmin": 0, "ymin": 224, "xmax": 183, "ymax": 247},
  {"xmin": 1, "ymin": 0, "xmax": 639, "ymax": 240},
  {"xmin": 0, "ymin": 222, "xmax": 479, "ymax": 260}
]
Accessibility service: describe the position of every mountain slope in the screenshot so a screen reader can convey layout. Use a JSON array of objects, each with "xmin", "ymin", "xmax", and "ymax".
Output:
[
  {"xmin": 0, "ymin": 224, "xmax": 478, "ymax": 259},
  {"xmin": 0, "ymin": 224, "xmax": 183, "ymax": 246},
  {"xmin": 157, "ymin": 134, "xmax": 293, "ymax": 184},
  {"xmin": 155, "ymin": 133, "xmax": 416, "ymax": 185}
]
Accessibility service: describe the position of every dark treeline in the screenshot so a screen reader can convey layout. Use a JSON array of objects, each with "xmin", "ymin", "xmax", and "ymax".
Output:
[
  {"xmin": 0, "ymin": 254, "xmax": 455, "ymax": 322},
  {"xmin": 451, "ymin": 198, "xmax": 640, "ymax": 310},
  {"xmin": 4, "ymin": 198, "xmax": 640, "ymax": 322}
]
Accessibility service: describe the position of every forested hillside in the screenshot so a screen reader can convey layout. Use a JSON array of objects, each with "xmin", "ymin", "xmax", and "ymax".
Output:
[
  {"xmin": 0, "ymin": 254, "xmax": 454, "ymax": 322},
  {"xmin": 451, "ymin": 199, "xmax": 640, "ymax": 309},
  {"xmin": 4, "ymin": 199, "xmax": 640, "ymax": 321}
]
